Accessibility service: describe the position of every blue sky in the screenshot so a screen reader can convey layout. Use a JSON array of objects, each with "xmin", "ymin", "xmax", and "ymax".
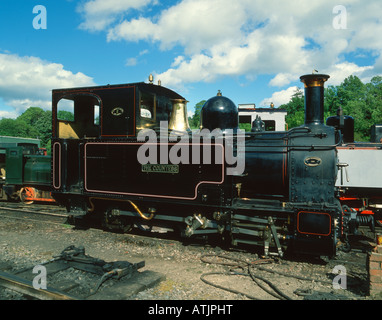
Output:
[{"xmin": 0, "ymin": 0, "xmax": 381, "ymax": 119}]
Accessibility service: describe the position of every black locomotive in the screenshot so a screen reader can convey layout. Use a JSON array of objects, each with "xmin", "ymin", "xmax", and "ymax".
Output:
[{"xmin": 51, "ymin": 73, "xmax": 375, "ymax": 258}]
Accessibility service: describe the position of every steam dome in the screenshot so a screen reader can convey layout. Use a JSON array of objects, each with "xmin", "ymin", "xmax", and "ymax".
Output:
[{"xmin": 200, "ymin": 95, "xmax": 238, "ymax": 132}]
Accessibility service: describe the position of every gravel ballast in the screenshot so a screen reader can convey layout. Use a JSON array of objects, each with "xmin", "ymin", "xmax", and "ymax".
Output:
[{"xmin": 0, "ymin": 209, "xmax": 380, "ymax": 302}]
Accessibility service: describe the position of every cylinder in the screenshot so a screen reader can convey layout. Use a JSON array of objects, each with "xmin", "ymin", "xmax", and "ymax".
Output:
[{"xmin": 300, "ymin": 74, "xmax": 330, "ymax": 125}]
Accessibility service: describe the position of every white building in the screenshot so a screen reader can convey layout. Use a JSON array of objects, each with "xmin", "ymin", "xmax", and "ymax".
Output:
[{"xmin": 238, "ymin": 103, "xmax": 287, "ymax": 131}]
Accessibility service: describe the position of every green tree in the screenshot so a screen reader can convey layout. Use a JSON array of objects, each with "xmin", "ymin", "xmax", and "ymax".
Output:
[
  {"xmin": 324, "ymin": 85, "xmax": 341, "ymax": 115},
  {"xmin": 0, "ymin": 118, "xmax": 39, "ymax": 138},
  {"xmin": 281, "ymin": 75, "xmax": 382, "ymax": 141},
  {"xmin": 57, "ymin": 110, "xmax": 74, "ymax": 121},
  {"xmin": 336, "ymin": 76, "xmax": 373, "ymax": 141},
  {"xmin": 188, "ymin": 100, "xmax": 206, "ymax": 129},
  {"xmin": 18, "ymin": 107, "xmax": 46, "ymax": 127},
  {"xmin": 366, "ymin": 76, "xmax": 382, "ymax": 126},
  {"xmin": 239, "ymin": 123, "xmax": 252, "ymax": 132},
  {"xmin": 16, "ymin": 107, "xmax": 53, "ymax": 148},
  {"xmin": 34, "ymin": 111, "xmax": 52, "ymax": 148},
  {"xmin": 337, "ymin": 75, "xmax": 366, "ymax": 105},
  {"xmin": 0, "ymin": 107, "xmax": 54, "ymax": 150},
  {"xmin": 279, "ymin": 87, "xmax": 305, "ymax": 129}
]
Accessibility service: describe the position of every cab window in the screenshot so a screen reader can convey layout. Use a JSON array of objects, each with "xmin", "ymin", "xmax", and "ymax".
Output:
[{"xmin": 57, "ymin": 95, "xmax": 100, "ymax": 139}]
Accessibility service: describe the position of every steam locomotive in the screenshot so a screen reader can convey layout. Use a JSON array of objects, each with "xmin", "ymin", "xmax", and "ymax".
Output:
[
  {"xmin": 0, "ymin": 136, "xmax": 53, "ymax": 204},
  {"xmin": 50, "ymin": 73, "xmax": 381, "ymax": 258}
]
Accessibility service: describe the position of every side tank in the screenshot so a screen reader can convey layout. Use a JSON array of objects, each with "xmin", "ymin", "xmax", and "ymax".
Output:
[
  {"xmin": 240, "ymin": 133, "xmax": 288, "ymax": 198},
  {"xmin": 24, "ymin": 155, "xmax": 52, "ymax": 186}
]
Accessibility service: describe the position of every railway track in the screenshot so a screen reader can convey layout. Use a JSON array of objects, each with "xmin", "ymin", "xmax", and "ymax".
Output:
[
  {"xmin": 0, "ymin": 201, "xmax": 204, "ymax": 247},
  {"xmin": 0, "ymin": 202, "xmax": 67, "ymax": 217},
  {"xmin": 0, "ymin": 270, "xmax": 78, "ymax": 300},
  {"xmin": 0, "ymin": 201, "xmax": 379, "ymax": 256},
  {"xmin": 0, "ymin": 201, "xmax": 380, "ymax": 300},
  {"xmin": 0, "ymin": 203, "xmax": 71, "ymax": 237},
  {"xmin": 0, "ymin": 201, "xmax": 379, "ymax": 253}
]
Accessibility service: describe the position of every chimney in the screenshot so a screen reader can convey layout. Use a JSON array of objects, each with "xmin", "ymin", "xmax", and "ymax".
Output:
[{"xmin": 300, "ymin": 74, "xmax": 330, "ymax": 125}]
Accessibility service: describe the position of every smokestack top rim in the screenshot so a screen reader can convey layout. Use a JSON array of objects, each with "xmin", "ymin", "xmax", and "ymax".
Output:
[{"xmin": 300, "ymin": 74, "xmax": 330, "ymax": 87}]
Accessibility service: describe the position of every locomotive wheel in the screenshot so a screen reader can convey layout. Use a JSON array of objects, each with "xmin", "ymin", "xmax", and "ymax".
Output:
[
  {"xmin": 103, "ymin": 208, "xmax": 133, "ymax": 233},
  {"xmin": 19, "ymin": 187, "xmax": 35, "ymax": 205}
]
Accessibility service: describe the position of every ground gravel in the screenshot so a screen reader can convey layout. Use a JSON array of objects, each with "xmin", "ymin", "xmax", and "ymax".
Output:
[{"xmin": 0, "ymin": 208, "xmax": 380, "ymax": 301}]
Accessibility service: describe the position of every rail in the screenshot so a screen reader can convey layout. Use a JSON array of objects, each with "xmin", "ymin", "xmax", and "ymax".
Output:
[{"xmin": 0, "ymin": 271, "xmax": 78, "ymax": 300}]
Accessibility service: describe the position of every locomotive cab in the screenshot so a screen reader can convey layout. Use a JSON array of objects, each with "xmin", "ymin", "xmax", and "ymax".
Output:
[
  {"xmin": 53, "ymin": 82, "xmax": 185, "ymax": 140},
  {"xmin": 55, "ymin": 94, "xmax": 101, "ymax": 139}
]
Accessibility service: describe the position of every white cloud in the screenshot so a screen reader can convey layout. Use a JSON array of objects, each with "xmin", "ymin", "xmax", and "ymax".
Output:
[
  {"xmin": 79, "ymin": 0, "xmax": 382, "ymax": 89},
  {"xmin": 107, "ymin": 0, "xmax": 249, "ymax": 54},
  {"xmin": 0, "ymin": 53, "xmax": 95, "ymax": 118},
  {"xmin": 0, "ymin": 110, "xmax": 18, "ymax": 119},
  {"xmin": 124, "ymin": 49, "xmax": 150, "ymax": 68},
  {"xmin": 260, "ymin": 86, "xmax": 300, "ymax": 108},
  {"xmin": 259, "ymin": 62, "xmax": 375, "ymax": 109},
  {"xmin": 269, "ymin": 73, "xmax": 296, "ymax": 87},
  {"xmin": 78, "ymin": 0, "xmax": 157, "ymax": 31},
  {"xmin": 125, "ymin": 57, "xmax": 137, "ymax": 66},
  {"xmin": 6, "ymin": 99, "xmax": 52, "ymax": 115},
  {"xmin": 139, "ymin": 49, "xmax": 149, "ymax": 56},
  {"xmin": 323, "ymin": 62, "xmax": 374, "ymax": 86}
]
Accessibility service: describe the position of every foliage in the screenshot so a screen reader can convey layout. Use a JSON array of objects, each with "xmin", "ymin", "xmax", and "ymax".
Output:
[
  {"xmin": 0, "ymin": 107, "xmax": 63, "ymax": 153},
  {"xmin": 0, "ymin": 118, "xmax": 39, "ymax": 138},
  {"xmin": 280, "ymin": 87, "xmax": 305, "ymax": 129},
  {"xmin": 57, "ymin": 110, "xmax": 74, "ymax": 121},
  {"xmin": 188, "ymin": 100, "xmax": 206, "ymax": 129},
  {"xmin": 279, "ymin": 75, "xmax": 382, "ymax": 141},
  {"xmin": 239, "ymin": 123, "xmax": 252, "ymax": 132}
]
